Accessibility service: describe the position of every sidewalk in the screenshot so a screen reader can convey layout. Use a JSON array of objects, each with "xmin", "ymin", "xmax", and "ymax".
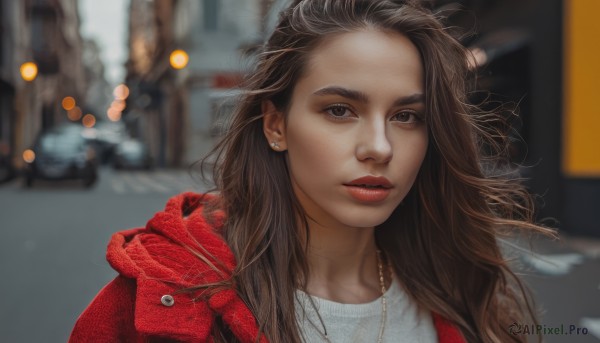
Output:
[{"xmin": 509, "ymin": 231, "xmax": 600, "ymax": 342}]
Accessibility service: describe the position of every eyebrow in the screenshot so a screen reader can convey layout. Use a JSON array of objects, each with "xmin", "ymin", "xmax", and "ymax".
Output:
[{"xmin": 312, "ymin": 86, "xmax": 424, "ymax": 106}]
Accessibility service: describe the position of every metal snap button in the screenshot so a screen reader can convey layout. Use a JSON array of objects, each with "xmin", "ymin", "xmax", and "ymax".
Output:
[{"xmin": 161, "ymin": 294, "xmax": 175, "ymax": 307}]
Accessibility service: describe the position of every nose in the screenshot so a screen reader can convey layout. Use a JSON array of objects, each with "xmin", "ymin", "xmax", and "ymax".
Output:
[{"xmin": 355, "ymin": 118, "xmax": 393, "ymax": 164}]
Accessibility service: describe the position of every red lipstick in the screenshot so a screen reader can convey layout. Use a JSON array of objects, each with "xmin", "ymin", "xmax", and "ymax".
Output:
[{"xmin": 343, "ymin": 176, "xmax": 392, "ymax": 202}]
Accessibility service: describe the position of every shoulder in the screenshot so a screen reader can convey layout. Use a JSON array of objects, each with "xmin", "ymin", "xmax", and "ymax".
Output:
[
  {"xmin": 71, "ymin": 192, "xmax": 264, "ymax": 343},
  {"xmin": 71, "ymin": 193, "xmax": 226, "ymax": 342}
]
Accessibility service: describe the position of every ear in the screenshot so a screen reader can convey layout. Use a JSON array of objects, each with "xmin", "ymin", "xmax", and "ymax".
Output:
[{"xmin": 262, "ymin": 100, "xmax": 287, "ymax": 151}]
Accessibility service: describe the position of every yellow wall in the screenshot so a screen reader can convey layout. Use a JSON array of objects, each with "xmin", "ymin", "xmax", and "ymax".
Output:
[{"xmin": 564, "ymin": 0, "xmax": 600, "ymax": 177}]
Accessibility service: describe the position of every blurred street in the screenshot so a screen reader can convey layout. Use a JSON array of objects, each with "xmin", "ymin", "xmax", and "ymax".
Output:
[
  {"xmin": 0, "ymin": 167, "xmax": 209, "ymax": 342},
  {"xmin": 0, "ymin": 167, "xmax": 598, "ymax": 342},
  {"xmin": 514, "ymin": 235, "xmax": 600, "ymax": 342}
]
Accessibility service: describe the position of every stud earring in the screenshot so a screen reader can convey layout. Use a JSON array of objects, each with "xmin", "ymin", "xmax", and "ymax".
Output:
[{"xmin": 270, "ymin": 141, "xmax": 280, "ymax": 150}]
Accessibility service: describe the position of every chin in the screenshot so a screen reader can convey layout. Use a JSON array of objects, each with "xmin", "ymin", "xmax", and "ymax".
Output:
[
  {"xmin": 337, "ymin": 210, "xmax": 394, "ymax": 229},
  {"xmin": 349, "ymin": 197, "xmax": 404, "ymax": 225}
]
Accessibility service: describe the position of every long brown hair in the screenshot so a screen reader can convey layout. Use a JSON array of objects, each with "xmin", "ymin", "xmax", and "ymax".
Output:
[{"xmin": 196, "ymin": 0, "xmax": 555, "ymax": 342}]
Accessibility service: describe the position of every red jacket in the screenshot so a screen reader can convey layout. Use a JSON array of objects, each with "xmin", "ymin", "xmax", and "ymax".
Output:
[{"xmin": 69, "ymin": 192, "xmax": 466, "ymax": 343}]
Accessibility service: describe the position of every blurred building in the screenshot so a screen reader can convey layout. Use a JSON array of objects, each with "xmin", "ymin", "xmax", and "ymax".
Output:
[
  {"xmin": 0, "ymin": 0, "xmax": 88, "ymax": 175},
  {"xmin": 0, "ymin": 0, "xmax": 20, "ymax": 181},
  {"xmin": 433, "ymin": 0, "xmax": 600, "ymax": 237},
  {"xmin": 125, "ymin": 0, "xmax": 268, "ymax": 168},
  {"xmin": 429, "ymin": 0, "xmax": 561, "ymax": 224},
  {"xmin": 81, "ymin": 39, "xmax": 113, "ymax": 120},
  {"xmin": 263, "ymin": 0, "xmax": 290, "ymax": 35},
  {"xmin": 124, "ymin": 0, "xmax": 159, "ymax": 164}
]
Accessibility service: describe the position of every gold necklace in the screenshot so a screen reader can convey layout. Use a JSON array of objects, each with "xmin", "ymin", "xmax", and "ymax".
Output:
[{"xmin": 307, "ymin": 250, "xmax": 388, "ymax": 343}]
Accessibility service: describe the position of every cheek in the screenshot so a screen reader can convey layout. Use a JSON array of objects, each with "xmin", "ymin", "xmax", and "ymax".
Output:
[
  {"xmin": 286, "ymin": 114, "xmax": 352, "ymax": 192},
  {"xmin": 408, "ymin": 131, "xmax": 429, "ymax": 163},
  {"xmin": 285, "ymin": 118, "xmax": 346, "ymax": 178},
  {"xmin": 390, "ymin": 131, "xmax": 429, "ymax": 182},
  {"xmin": 410, "ymin": 136, "xmax": 429, "ymax": 176}
]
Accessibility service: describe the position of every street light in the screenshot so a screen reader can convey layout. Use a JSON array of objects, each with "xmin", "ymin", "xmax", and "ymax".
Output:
[
  {"xmin": 113, "ymin": 84, "xmax": 130, "ymax": 100},
  {"xmin": 62, "ymin": 96, "xmax": 76, "ymax": 111},
  {"xmin": 82, "ymin": 114, "xmax": 96, "ymax": 128},
  {"xmin": 169, "ymin": 49, "xmax": 189, "ymax": 69},
  {"xmin": 20, "ymin": 62, "xmax": 38, "ymax": 82},
  {"xmin": 107, "ymin": 107, "xmax": 122, "ymax": 122},
  {"xmin": 67, "ymin": 106, "xmax": 83, "ymax": 121},
  {"xmin": 22, "ymin": 149, "xmax": 35, "ymax": 163}
]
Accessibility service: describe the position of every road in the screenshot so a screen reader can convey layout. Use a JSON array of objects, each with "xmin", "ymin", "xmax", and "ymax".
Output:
[
  {"xmin": 0, "ymin": 167, "xmax": 209, "ymax": 342},
  {"xmin": 515, "ymin": 234, "xmax": 600, "ymax": 342},
  {"xmin": 0, "ymin": 167, "xmax": 598, "ymax": 342}
]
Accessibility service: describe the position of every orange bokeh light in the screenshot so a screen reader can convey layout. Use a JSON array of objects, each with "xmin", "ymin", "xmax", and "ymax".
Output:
[
  {"xmin": 111, "ymin": 99, "xmax": 126, "ymax": 112},
  {"xmin": 113, "ymin": 84, "xmax": 130, "ymax": 100},
  {"xmin": 169, "ymin": 49, "xmax": 189, "ymax": 69},
  {"xmin": 107, "ymin": 107, "xmax": 122, "ymax": 122},
  {"xmin": 23, "ymin": 149, "xmax": 36, "ymax": 163},
  {"xmin": 67, "ymin": 106, "xmax": 83, "ymax": 121},
  {"xmin": 20, "ymin": 62, "xmax": 38, "ymax": 81},
  {"xmin": 82, "ymin": 114, "xmax": 96, "ymax": 128},
  {"xmin": 62, "ymin": 96, "xmax": 76, "ymax": 111}
]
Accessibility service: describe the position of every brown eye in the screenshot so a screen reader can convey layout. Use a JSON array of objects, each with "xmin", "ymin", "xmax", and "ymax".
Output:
[
  {"xmin": 323, "ymin": 104, "xmax": 356, "ymax": 121},
  {"xmin": 392, "ymin": 111, "xmax": 419, "ymax": 123},
  {"xmin": 328, "ymin": 105, "xmax": 349, "ymax": 117}
]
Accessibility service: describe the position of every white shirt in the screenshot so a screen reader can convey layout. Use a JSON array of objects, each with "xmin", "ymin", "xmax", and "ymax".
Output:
[{"xmin": 295, "ymin": 278, "xmax": 438, "ymax": 343}]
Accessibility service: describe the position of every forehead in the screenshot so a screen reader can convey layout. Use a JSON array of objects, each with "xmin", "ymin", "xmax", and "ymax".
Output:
[{"xmin": 296, "ymin": 29, "xmax": 424, "ymax": 97}]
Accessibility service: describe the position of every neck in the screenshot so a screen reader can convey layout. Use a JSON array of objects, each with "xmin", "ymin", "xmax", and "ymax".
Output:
[{"xmin": 302, "ymin": 217, "xmax": 383, "ymax": 303}]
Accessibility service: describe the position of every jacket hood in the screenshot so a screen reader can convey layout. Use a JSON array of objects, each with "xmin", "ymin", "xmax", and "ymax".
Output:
[{"xmin": 106, "ymin": 192, "xmax": 266, "ymax": 343}]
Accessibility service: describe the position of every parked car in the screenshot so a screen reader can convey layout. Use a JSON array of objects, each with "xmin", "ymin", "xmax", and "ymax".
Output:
[
  {"xmin": 23, "ymin": 128, "xmax": 98, "ymax": 188},
  {"xmin": 112, "ymin": 139, "xmax": 153, "ymax": 170},
  {"xmin": 93, "ymin": 121, "xmax": 127, "ymax": 164}
]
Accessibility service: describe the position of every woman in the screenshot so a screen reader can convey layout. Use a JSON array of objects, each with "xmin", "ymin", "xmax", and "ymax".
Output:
[{"xmin": 70, "ymin": 0, "xmax": 553, "ymax": 342}]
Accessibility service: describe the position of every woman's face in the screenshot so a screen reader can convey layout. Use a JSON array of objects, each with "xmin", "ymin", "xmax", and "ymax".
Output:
[{"xmin": 272, "ymin": 29, "xmax": 428, "ymax": 229}]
